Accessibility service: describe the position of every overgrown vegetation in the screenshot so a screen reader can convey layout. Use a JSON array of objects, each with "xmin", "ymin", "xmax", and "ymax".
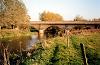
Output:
[
  {"xmin": 70, "ymin": 32, "xmax": 100, "ymax": 65},
  {"xmin": 21, "ymin": 32, "xmax": 100, "ymax": 65},
  {"xmin": 0, "ymin": 31, "xmax": 100, "ymax": 65},
  {"xmin": 21, "ymin": 37, "xmax": 83, "ymax": 65}
]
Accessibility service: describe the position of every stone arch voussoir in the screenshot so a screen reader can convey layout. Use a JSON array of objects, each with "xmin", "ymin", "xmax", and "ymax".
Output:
[{"xmin": 44, "ymin": 25, "xmax": 65, "ymax": 38}]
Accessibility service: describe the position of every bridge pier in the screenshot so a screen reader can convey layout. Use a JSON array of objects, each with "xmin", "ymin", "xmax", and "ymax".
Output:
[
  {"xmin": 0, "ymin": 26, "xmax": 1, "ymax": 30},
  {"xmin": 38, "ymin": 29, "xmax": 44, "ymax": 39}
]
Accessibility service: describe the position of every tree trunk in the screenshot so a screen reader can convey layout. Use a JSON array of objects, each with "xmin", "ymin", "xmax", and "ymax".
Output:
[
  {"xmin": 3, "ymin": 48, "xmax": 10, "ymax": 65},
  {"xmin": 6, "ymin": 49, "xmax": 10, "ymax": 65},
  {"xmin": 3, "ymin": 49, "xmax": 7, "ymax": 65}
]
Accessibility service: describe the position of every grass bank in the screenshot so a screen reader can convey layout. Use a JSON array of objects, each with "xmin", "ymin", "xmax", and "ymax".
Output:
[{"xmin": 0, "ymin": 29, "xmax": 36, "ymax": 39}]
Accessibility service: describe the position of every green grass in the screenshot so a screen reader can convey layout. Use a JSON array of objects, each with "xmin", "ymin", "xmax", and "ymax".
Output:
[
  {"xmin": 30, "ymin": 32, "xmax": 100, "ymax": 65},
  {"xmin": 70, "ymin": 32, "xmax": 100, "ymax": 65},
  {"xmin": 1, "ymin": 29, "xmax": 100, "ymax": 65},
  {"xmin": 0, "ymin": 29, "xmax": 35, "ymax": 39},
  {"xmin": 32, "ymin": 33, "xmax": 100, "ymax": 65},
  {"xmin": 30, "ymin": 36, "xmax": 83, "ymax": 65}
]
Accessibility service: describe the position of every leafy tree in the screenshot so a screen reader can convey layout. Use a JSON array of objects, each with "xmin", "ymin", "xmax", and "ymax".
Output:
[
  {"xmin": 40, "ymin": 11, "xmax": 63, "ymax": 21},
  {"xmin": 0, "ymin": 0, "xmax": 29, "ymax": 30}
]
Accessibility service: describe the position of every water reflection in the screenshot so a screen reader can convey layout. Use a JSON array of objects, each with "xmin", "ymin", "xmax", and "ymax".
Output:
[
  {"xmin": 27, "ymin": 35, "xmax": 38, "ymax": 50},
  {"xmin": 0, "ymin": 34, "xmax": 38, "ymax": 53}
]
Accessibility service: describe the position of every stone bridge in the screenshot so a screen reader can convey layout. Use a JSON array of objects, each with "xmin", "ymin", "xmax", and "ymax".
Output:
[{"xmin": 30, "ymin": 21, "xmax": 100, "ymax": 38}]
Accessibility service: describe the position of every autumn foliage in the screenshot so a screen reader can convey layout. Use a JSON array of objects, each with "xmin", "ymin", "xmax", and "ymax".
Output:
[
  {"xmin": 0, "ymin": 0, "xmax": 29, "ymax": 30},
  {"xmin": 40, "ymin": 11, "xmax": 63, "ymax": 21}
]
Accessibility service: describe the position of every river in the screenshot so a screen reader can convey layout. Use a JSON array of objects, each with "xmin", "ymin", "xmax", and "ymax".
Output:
[{"xmin": 0, "ymin": 34, "xmax": 38, "ymax": 52}]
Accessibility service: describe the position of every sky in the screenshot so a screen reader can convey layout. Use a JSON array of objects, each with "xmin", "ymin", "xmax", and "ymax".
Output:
[{"xmin": 23, "ymin": 0, "xmax": 100, "ymax": 21}]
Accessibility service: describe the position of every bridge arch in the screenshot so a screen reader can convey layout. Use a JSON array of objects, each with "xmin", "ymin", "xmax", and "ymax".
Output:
[
  {"xmin": 30, "ymin": 26, "xmax": 39, "ymax": 32},
  {"xmin": 44, "ymin": 26, "xmax": 64, "ymax": 38}
]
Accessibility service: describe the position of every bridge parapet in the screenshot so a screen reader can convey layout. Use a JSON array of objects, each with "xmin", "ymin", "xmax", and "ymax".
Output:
[
  {"xmin": 30, "ymin": 21, "xmax": 100, "ymax": 39},
  {"xmin": 30, "ymin": 21, "xmax": 100, "ymax": 25}
]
